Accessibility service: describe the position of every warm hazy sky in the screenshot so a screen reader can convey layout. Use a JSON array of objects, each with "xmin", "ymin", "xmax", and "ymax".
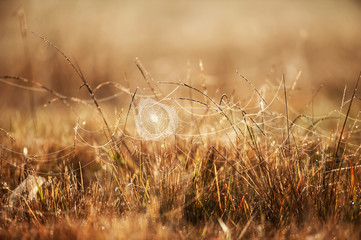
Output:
[{"xmin": 1, "ymin": 0, "xmax": 361, "ymax": 112}]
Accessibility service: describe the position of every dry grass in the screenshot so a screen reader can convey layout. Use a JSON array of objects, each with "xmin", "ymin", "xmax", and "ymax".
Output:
[
  {"xmin": 0, "ymin": 68, "xmax": 360, "ymax": 239},
  {"xmin": 1, "ymin": 1, "xmax": 361, "ymax": 239}
]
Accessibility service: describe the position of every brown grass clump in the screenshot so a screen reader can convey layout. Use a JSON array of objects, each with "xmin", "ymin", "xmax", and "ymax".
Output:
[{"xmin": 0, "ymin": 53, "xmax": 360, "ymax": 238}]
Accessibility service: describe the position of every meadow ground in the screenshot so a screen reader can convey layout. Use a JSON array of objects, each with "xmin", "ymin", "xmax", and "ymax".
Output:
[{"xmin": 1, "ymin": 1, "xmax": 361, "ymax": 239}]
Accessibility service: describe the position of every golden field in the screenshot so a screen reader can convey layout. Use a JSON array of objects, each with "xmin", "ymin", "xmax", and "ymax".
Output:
[{"xmin": 0, "ymin": 1, "xmax": 361, "ymax": 239}]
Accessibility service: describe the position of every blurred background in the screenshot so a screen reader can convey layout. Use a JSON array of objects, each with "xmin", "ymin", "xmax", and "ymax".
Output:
[{"xmin": 0, "ymin": 0, "xmax": 361, "ymax": 125}]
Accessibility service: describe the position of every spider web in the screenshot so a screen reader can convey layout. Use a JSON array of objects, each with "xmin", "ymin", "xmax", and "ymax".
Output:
[
  {"xmin": 0, "ymin": 75, "xmax": 360, "ymax": 182},
  {"xmin": 1, "ymin": 73, "xmax": 361, "ymax": 217}
]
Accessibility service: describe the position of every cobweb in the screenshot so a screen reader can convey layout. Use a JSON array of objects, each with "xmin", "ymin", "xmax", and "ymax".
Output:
[
  {"xmin": 1, "ymin": 32, "xmax": 359, "ymax": 216},
  {"xmin": 135, "ymin": 98, "xmax": 178, "ymax": 140},
  {"xmin": 0, "ymin": 72, "xmax": 360, "ymax": 178},
  {"xmin": 1, "ymin": 71, "xmax": 361, "ymax": 218}
]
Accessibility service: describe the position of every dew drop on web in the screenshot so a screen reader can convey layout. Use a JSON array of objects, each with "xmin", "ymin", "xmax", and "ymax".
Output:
[{"xmin": 135, "ymin": 98, "xmax": 177, "ymax": 140}]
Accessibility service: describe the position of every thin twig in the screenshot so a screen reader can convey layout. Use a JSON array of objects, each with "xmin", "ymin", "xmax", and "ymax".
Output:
[
  {"xmin": 283, "ymin": 74, "xmax": 291, "ymax": 153},
  {"xmin": 0, "ymin": 76, "xmax": 84, "ymax": 108},
  {"xmin": 28, "ymin": 30, "xmax": 120, "ymax": 157},
  {"xmin": 135, "ymin": 58, "xmax": 161, "ymax": 100},
  {"xmin": 334, "ymin": 73, "xmax": 360, "ymax": 159},
  {"xmin": 28, "ymin": 30, "xmax": 83, "ymax": 79},
  {"xmin": 176, "ymin": 97, "xmax": 209, "ymax": 107},
  {"xmin": 0, "ymin": 128, "xmax": 16, "ymax": 142},
  {"xmin": 93, "ymin": 81, "xmax": 131, "ymax": 95},
  {"xmin": 124, "ymin": 88, "xmax": 138, "ymax": 132},
  {"xmin": 236, "ymin": 70, "xmax": 268, "ymax": 106},
  {"xmin": 219, "ymin": 93, "xmax": 229, "ymax": 106}
]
